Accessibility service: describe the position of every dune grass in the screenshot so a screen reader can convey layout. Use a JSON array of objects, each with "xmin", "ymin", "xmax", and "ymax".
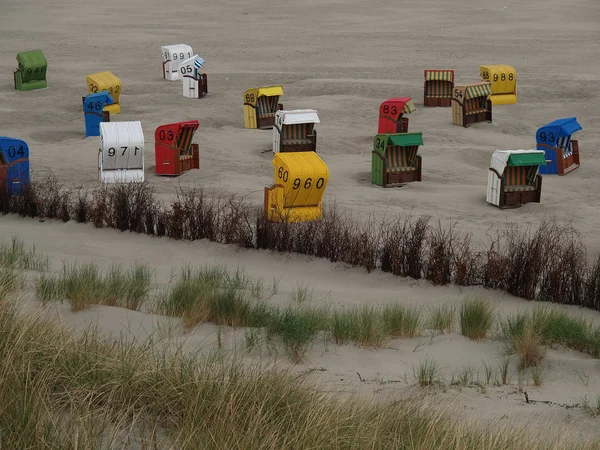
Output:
[
  {"xmin": 0, "ymin": 236, "xmax": 49, "ymax": 272},
  {"xmin": 382, "ymin": 304, "xmax": 423, "ymax": 338},
  {"xmin": 460, "ymin": 297, "xmax": 495, "ymax": 340},
  {"xmin": 157, "ymin": 265, "xmax": 273, "ymax": 328},
  {"xmin": 36, "ymin": 262, "xmax": 152, "ymax": 311},
  {"xmin": 4, "ymin": 239, "xmax": 600, "ymax": 447},
  {"xmin": 498, "ymin": 307, "xmax": 600, "ymax": 367},
  {"xmin": 1, "ymin": 284, "xmax": 596, "ymax": 450},
  {"xmin": 413, "ymin": 357, "xmax": 442, "ymax": 387},
  {"xmin": 428, "ymin": 303, "xmax": 456, "ymax": 334}
]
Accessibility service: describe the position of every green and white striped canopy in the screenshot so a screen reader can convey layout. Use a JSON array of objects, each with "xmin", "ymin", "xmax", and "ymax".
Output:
[{"xmin": 464, "ymin": 83, "xmax": 492, "ymax": 100}]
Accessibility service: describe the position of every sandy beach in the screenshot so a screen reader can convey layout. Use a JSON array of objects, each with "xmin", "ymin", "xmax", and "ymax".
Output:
[{"xmin": 2, "ymin": 0, "xmax": 600, "ymax": 442}]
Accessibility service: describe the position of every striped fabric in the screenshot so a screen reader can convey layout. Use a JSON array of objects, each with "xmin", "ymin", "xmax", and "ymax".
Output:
[
  {"xmin": 282, "ymin": 123, "xmax": 314, "ymax": 144},
  {"xmin": 464, "ymin": 84, "xmax": 491, "ymax": 100},
  {"xmin": 177, "ymin": 126, "xmax": 195, "ymax": 157},
  {"xmin": 557, "ymin": 136, "xmax": 573, "ymax": 159},
  {"xmin": 425, "ymin": 70, "xmax": 454, "ymax": 82},
  {"xmin": 503, "ymin": 166, "xmax": 537, "ymax": 192},
  {"xmin": 465, "ymin": 97, "xmax": 488, "ymax": 115},
  {"xmin": 425, "ymin": 80, "xmax": 453, "ymax": 99},
  {"xmin": 386, "ymin": 145, "xmax": 418, "ymax": 172},
  {"xmin": 402, "ymin": 101, "xmax": 416, "ymax": 114},
  {"xmin": 194, "ymin": 56, "xmax": 204, "ymax": 69},
  {"xmin": 268, "ymin": 95, "xmax": 280, "ymax": 111},
  {"xmin": 257, "ymin": 96, "xmax": 272, "ymax": 118}
]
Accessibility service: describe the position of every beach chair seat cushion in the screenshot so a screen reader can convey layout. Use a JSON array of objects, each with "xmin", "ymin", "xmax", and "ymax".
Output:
[
  {"xmin": 504, "ymin": 185, "xmax": 536, "ymax": 193},
  {"xmin": 388, "ymin": 166, "xmax": 417, "ymax": 173},
  {"xmin": 282, "ymin": 138, "xmax": 313, "ymax": 145}
]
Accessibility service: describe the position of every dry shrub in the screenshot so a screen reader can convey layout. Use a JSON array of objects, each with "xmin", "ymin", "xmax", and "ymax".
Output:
[
  {"xmin": 515, "ymin": 327, "xmax": 546, "ymax": 370},
  {"xmin": 380, "ymin": 215, "xmax": 428, "ymax": 279},
  {"xmin": 584, "ymin": 256, "xmax": 600, "ymax": 311},
  {"xmin": 453, "ymin": 234, "xmax": 480, "ymax": 286},
  {"xmin": 74, "ymin": 189, "xmax": 90, "ymax": 223},
  {"xmin": 33, "ymin": 173, "xmax": 63, "ymax": 220},
  {"xmin": 91, "ymin": 186, "xmax": 108, "ymax": 228},
  {"xmin": 425, "ymin": 219, "xmax": 456, "ymax": 285},
  {"xmin": 538, "ymin": 226, "xmax": 585, "ymax": 306}
]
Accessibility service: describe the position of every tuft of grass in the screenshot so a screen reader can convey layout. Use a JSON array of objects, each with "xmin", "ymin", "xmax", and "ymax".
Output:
[
  {"xmin": 428, "ymin": 303, "xmax": 455, "ymax": 334},
  {"xmin": 331, "ymin": 306, "xmax": 387, "ymax": 348},
  {"xmin": 451, "ymin": 365, "xmax": 477, "ymax": 387},
  {"xmin": 245, "ymin": 328, "xmax": 262, "ymax": 351},
  {"xmin": 482, "ymin": 360, "xmax": 495, "ymax": 385},
  {"xmin": 532, "ymin": 306, "xmax": 600, "ymax": 356},
  {"xmin": 0, "ymin": 265, "xmax": 20, "ymax": 301},
  {"xmin": 497, "ymin": 356, "xmax": 512, "ymax": 385},
  {"xmin": 515, "ymin": 327, "xmax": 546, "ymax": 370},
  {"xmin": 382, "ymin": 304, "xmax": 422, "ymax": 338},
  {"xmin": 159, "ymin": 266, "xmax": 273, "ymax": 328},
  {"xmin": 498, "ymin": 307, "xmax": 600, "ymax": 361},
  {"xmin": 267, "ymin": 307, "xmax": 322, "ymax": 362},
  {"xmin": 0, "ymin": 236, "xmax": 49, "ymax": 272},
  {"xmin": 530, "ymin": 365, "xmax": 545, "ymax": 386},
  {"xmin": 413, "ymin": 357, "xmax": 441, "ymax": 387},
  {"xmin": 291, "ymin": 281, "xmax": 313, "ymax": 304},
  {"xmin": 460, "ymin": 297, "xmax": 495, "ymax": 340},
  {"xmin": 582, "ymin": 395, "xmax": 600, "ymax": 417},
  {"xmin": 35, "ymin": 262, "xmax": 152, "ymax": 311}
]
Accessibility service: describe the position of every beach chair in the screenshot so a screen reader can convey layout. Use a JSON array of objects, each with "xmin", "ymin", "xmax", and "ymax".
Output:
[
  {"xmin": 372, "ymin": 133, "xmax": 423, "ymax": 187},
  {"xmin": 83, "ymin": 92, "xmax": 113, "ymax": 138},
  {"xmin": 85, "ymin": 71, "xmax": 122, "ymax": 115},
  {"xmin": 537, "ymin": 117, "xmax": 582, "ymax": 176},
  {"xmin": 264, "ymin": 151, "xmax": 329, "ymax": 223},
  {"xmin": 98, "ymin": 122, "xmax": 144, "ymax": 183},
  {"xmin": 273, "ymin": 110, "xmax": 319, "ymax": 153},
  {"xmin": 480, "ymin": 65, "xmax": 517, "ymax": 105},
  {"xmin": 486, "ymin": 150, "xmax": 546, "ymax": 208},
  {"xmin": 179, "ymin": 55, "xmax": 207, "ymax": 98},
  {"xmin": 154, "ymin": 120, "xmax": 200, "ymax": 176},
  {"xmin": 14, "ymin": 50, "xmax": 47, "ymax": 91},
  {"xmin": 378, "ymin": 98, "xmax": 415, "ymax": 133},
  {"xmin": 451, "ymin": 82, "xmax": 492, "ymax": 127},
  {"xmin": 243, "ymin": 86, "xmax": 284, "ymax": 129},
  {"xmin": 0, "ymin": 137, "xmax": 30, "ymax": 195},
  {"xmin": 161, "ymin": 44, "xmax": 193, "ymax": 81},
  {"xmin": 423, "ymin": 70, "xmax": 454, "ymax": 107}
]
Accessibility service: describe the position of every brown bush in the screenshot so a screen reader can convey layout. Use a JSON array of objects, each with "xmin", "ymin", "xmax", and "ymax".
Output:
[{"xmin": 3, "ymin": 177, "xmax": 600, "ymax": 314}]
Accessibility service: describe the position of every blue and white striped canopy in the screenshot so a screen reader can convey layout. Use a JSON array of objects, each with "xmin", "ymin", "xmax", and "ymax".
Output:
[{"xmin": 194, "ymin": 56, "xmax": 204, "ymax": 69}]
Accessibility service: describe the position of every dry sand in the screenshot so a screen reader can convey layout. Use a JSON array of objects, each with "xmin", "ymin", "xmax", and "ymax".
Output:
[{"xmin": 2, "ymin": 0, "xmax": 600, "ymax": 442}]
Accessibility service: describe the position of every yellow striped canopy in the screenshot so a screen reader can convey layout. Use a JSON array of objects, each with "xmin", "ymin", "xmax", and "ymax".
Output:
[{"xmin": 425, "ymin": 70, "xmax": 454, "ymax": 82}]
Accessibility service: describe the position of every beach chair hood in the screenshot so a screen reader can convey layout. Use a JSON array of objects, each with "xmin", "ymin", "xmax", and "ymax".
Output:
[
  {"xmin": 536, "ymin": 117, "xmax": 582, "ymax": 143},
  {"xmin": 280, "ymin": 110, "xmax": 320, "ymax": 125},
  {"xmin": 491, "ymin": 149, "xmax": 546, "ymax": 174}
]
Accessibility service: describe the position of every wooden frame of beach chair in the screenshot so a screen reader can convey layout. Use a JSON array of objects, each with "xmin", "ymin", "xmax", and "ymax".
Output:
[
  {"xmin": 371, "ymin": 133, "xmax": 423, "ymax": 187},
  {"xmin": 154, "ymin": 121, "xmax": 200, "ymax": 176},
  {"xmin": 423, "ymin": 70, "xmax": 454, "ymax": 107}
]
